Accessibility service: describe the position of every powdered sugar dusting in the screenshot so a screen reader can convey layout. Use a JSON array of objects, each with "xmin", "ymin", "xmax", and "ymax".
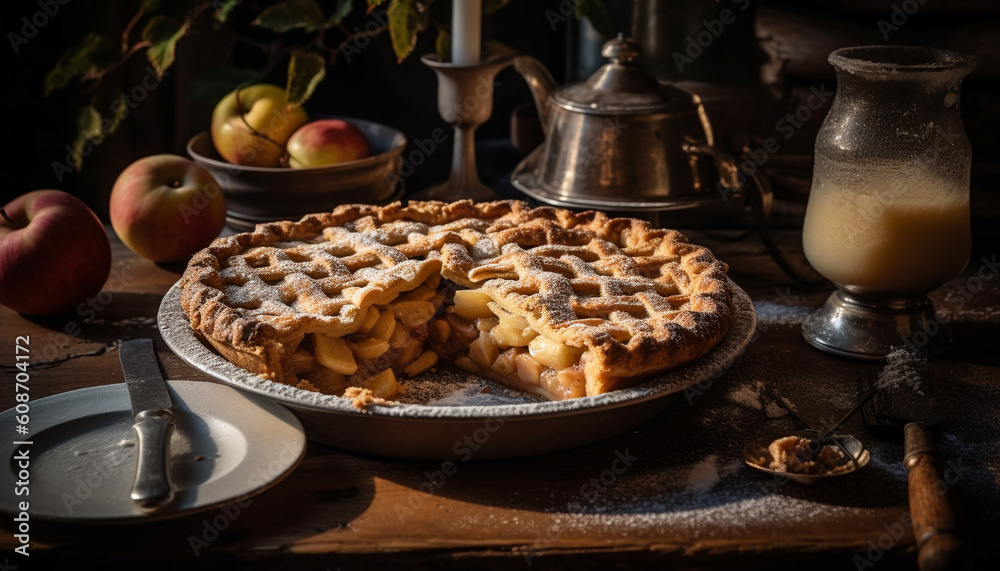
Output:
[
  {"xmin": 728, "ymin": 380, "xmax": 765, "ymax": 410},
  {"xmin": 685, "ymin": 455, "xmax": 721, "ymax": 492},
  {"xmin": 396, "ymin": 367, "xmax": 536, "ymax": 407},
  {"xmin": 765, "ymin": 400, "xmax": 788, "ymax": 418},
  {"xmin": 556, "ymin": 447, "xmax": 895, "ymax": 532},
  {"xmin": 727, "ymin": 378, "xmax": 790, "ymax": 418},
  {"xmin": 555, "ymin": 493, "xmax": 880, "ymax": 534},
  {"xmin": 877, "ymin": 346, "xmax": 927, "ymax": 395},
  {"xmin": 161, "ymin": 282, "xmax": 758, "ymax": 423},
  {"xmin": 162, "ymin": 280, "xmax": 1000, "ymax": 544},
  {"xmin": 543, "ymin": 429, "xmax": 998, "ymax": 538},
  {"xmin": 753, "ymin": 301, "xmax": 811, "ymax": 325}
]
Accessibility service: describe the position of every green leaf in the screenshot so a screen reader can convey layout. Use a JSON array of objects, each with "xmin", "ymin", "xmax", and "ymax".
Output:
[
  {"xmin": 215, "ymin": 0, "xmax": 241, "ymax": 23},
  {"xmin": 70, "ymin": 106, "xmax": 103, "ymax": 171},
  {"xmin": 388, "ymin": 0, "xmax": 422, "ymax": 63},
  {"xmin": 253, "ymin": 0, "xmax": 325, "ymax": 33},
  {"xmin": 327, "ymin": 0, "xmax": 353, "ymax": 25},
  {"xmin": 286, "ymin": 50, "xmax": 326, "ymax": 107},
  {"xmin": 106, "ymin": 98, "xmax": 129, "ymax": 135},
  {"xmin": 435, "ymin": 29, "xmax": 450, "ymax": 63},
  {"xmin": 484, "ymin": 0, "xmax": 511, "ymax": 15},
  {"xmin": 575, "ymin": 0, "xmax": 616, "ymax": 40},
  {"xmin": 142, "ymin": 15, "xmax": 189, "ymax": 78},
  {"xmin": 43, "ymin": 33, "xmax": 115, "ymax": 96},
  {"xmin": 142, "ymin": 0, "xmax": 162, "ymax": 12}
]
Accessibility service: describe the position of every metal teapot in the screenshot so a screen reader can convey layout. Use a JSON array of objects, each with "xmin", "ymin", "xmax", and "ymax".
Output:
[{"xmin": 511, "ymin": 35, "xmax": 739, "ymax": 210}]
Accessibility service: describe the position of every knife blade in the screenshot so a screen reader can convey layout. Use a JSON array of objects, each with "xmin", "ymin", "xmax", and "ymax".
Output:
[
  {"xmin": 119, "ymin": 338, "xmax": 175, "ymax": 510},
  {"xmin": 863, "ymin": 347, "xmax": 964, "ymax": 571}
]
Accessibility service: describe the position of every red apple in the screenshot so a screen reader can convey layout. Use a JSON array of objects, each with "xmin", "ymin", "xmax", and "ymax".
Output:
[
  {"xmin": 286, "ymin": 119, "xmax": 372, "ymax": 169},
  {"xmin": 0, "ymin": 190, "xmax": 112, "ymax": 315},
  {"xmin": 110, "ymin": 154, "xmax": 227, "ymax": 263},
  {"xmin": 211, "ymin": 84, "xmax": 309, "ymax": 167}
]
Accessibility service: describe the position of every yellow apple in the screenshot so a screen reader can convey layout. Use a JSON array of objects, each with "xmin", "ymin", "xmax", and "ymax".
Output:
[
  {"xmin": 110, "ymin": 154, "xmax": 227, "ymax": 263},
  {"xmin": 286, "ymin": 119, "xmax": 372, "ymax": 168},
  {"xmin": 210, "ymin": 84, "xmax": 309, "ymax": 167}
]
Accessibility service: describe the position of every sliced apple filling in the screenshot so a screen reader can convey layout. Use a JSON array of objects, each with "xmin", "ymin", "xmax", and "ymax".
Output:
[
  {"xmin": 429, "ymin": 289, "xmax": 589, "ymax": 400},
  {"xmin": 292, "ymin": 280, "xmax": 589, "ymax": 402},
  {"xmin": 292, "ymin": 276, "xmax": 444, "ymax": 398}
]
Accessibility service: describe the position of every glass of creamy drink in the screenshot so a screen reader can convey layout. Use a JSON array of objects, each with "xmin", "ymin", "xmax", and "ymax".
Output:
[{"xmin": 801, "ymin": 46, "xmax": 975, "ymax": 360}]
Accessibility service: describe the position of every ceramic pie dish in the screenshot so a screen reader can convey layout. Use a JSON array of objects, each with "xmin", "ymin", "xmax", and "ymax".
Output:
[{"xmin": 158, "ymin": 279, "xmax": 755, "ymax": 460}]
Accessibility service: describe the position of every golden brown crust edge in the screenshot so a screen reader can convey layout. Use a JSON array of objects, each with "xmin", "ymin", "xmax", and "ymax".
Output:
[{"xmin": 179, "ymin": 200, "xmax": 732, "ymax": 395}]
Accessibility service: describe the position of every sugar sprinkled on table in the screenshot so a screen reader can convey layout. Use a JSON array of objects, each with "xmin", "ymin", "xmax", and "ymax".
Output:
[{"xmin": 876, "ymin": 346, "xmax": 928, "ymax": 396}]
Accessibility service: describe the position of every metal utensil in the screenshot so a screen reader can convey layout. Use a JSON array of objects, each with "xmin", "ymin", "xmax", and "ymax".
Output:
[
  {"xmin": 815, "ymin": 371, "xmax": 882, "ymax": 446},
  {"xmin": 119, "ymin": 338, "xmax": 175, "ymax": 510},
  {"xmin": 743, "ymin": 429, "xmax": 870, "ymax": 485},
  {"xmin": 743, "ymin": 371, "xmax": 878, "ymax": 483},
  {"xmin": 860, "ymin": 349, "xmax": 964, "ymax": 571}
]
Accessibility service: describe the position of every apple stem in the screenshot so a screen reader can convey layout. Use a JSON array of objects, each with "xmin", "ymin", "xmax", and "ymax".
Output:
[
  {"xmin": 0, "ymin": 207, "xmax": 21, "ymax": 228},
  {"xmin": 233, "ymin": 86, "xmax": 287, "ymax": 153}
]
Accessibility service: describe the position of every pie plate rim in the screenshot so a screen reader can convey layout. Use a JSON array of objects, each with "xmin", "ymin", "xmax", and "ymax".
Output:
[{"xmin": 158, "ymin": 279, "xmax": 756, "ymax": 420}]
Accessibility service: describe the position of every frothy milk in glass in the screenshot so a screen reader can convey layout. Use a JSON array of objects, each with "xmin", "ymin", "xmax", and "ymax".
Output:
[{"xmin": 802, "ymin": 159, "xmax": 970, "ymax": 294}]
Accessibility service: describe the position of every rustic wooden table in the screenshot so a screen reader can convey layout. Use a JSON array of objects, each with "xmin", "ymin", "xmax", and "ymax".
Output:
[{"xmin": 1, "ymin": 226, "xmax": 998, "ymax": 570}]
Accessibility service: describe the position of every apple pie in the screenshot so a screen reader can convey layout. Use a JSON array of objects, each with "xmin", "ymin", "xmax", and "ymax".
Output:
[{"xmin": 180, "ymin": 200, "xmax": 732, "ymax": 402}]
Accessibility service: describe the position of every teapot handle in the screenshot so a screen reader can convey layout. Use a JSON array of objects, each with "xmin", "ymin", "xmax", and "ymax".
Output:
[
  {"xmin": 684, "ymin": 139, "xmax": 824, "ymax": 286},
  {"xmin": 681, "ymin": 92, "xmax": 742, "ymax": 193},
  {"xmin": 681, "ymin": 140, "xmax": 742, "ymax": 194}
]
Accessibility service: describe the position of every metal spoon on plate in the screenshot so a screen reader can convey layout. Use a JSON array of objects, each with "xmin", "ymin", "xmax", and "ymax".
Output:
[{"xmin": 743, "ymin": 371, "xmax": 880, "ymax": 484}]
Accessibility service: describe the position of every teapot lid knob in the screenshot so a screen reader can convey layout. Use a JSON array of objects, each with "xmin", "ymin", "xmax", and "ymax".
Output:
[{"xmin": 602, "ymin": 34, "xmax": 641, "ymax": 66}]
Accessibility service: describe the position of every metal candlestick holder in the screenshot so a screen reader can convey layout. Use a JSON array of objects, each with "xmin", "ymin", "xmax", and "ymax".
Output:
[{"xmin": 418, "ymin": 52, "xmax": 514, "ymax": 201}]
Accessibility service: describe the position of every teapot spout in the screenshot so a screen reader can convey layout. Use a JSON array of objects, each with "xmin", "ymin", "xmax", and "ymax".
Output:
[{"xmin": 513, "ymin": 55, "xmax": 557, "ymax": 136}]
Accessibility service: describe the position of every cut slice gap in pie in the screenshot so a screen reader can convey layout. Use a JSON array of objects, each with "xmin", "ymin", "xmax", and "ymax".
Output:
[
  {"xmin": 180, "ymin": 200, "xmax": 733, "ymax": 406},
  {"xmin": 288, "ymin": 275, "xmax": 595, "ymax": 402}
]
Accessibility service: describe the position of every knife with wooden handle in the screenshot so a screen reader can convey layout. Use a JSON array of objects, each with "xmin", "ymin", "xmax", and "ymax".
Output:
[
  {"xmin": 904, "ymin": 422, "xmax": 964, "ymax": 571},
  {"xmin": 119, "ymin": 338, "xmax": 175, "ymax": 510},
  {"xmin": 864, "ymin": 347, "xmax": 964, "ymax": 571}
]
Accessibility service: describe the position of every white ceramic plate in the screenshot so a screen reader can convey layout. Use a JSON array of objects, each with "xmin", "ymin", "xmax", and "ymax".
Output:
[
  {"xmin": 0, "ymin": 381, "xmax": 305, "ymax": 523},
  {"xmin": 159, "ymin": 281, "xmax": 756, "ymax": 460}
]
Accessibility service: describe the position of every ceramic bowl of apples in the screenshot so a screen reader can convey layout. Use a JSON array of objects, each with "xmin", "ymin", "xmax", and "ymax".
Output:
[{"xmin": 187, "ymin": 83, "xmax": 407, "ymax": 231}]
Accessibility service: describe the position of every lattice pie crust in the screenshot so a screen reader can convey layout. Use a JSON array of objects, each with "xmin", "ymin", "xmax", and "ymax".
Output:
[{"xmin": 180, "ymin": 201, "xmax": 732, "ymax": 402}]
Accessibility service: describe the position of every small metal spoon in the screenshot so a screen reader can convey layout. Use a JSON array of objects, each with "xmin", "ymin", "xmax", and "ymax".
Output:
[
  {"xmin": 743, "ymin": 429, "xmax": 871, "ymax": 485},
  {"xmin": 743, "ymin": 372, "xmax": 879, "ymax": 484}
]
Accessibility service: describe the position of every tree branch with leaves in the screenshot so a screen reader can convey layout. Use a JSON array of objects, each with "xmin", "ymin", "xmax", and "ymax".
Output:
[{"xmin": 44, "ymin": 0, "xmax": 612, "ymax": 171}]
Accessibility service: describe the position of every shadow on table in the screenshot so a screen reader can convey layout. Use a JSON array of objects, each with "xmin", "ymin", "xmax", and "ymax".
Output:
[
  {"xmin": 21, "ymin": 292, "xmax": 165, "ymax": 350},
  {"xmin": 6, "ymin": 288, "xmax": 381, "ymax": 559},
  {"xmin": 947, "ymin": 322, "xmax": 1000, "ymax": 368},
  {"xmin": 0, "ymin": 448, "xmax": 376, "ymax": 561},
  {"xmin": 362, "ymin": 395, "xmax": 911, "ymax": 518}
]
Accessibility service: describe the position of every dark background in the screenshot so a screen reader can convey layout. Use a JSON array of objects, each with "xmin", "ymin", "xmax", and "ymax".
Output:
[
  {"xmin": 1, "ymin": 0, "xmax": 594, "ymax": 217},
  {"xmin": 2, "ymin": 0, "xmax": 998, "ymax": 225}
]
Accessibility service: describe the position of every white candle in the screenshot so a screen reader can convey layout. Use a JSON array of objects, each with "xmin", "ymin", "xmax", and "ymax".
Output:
[{"xmin": 451, "ymin": 0, "xmax": 481, "ymax": 65}]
